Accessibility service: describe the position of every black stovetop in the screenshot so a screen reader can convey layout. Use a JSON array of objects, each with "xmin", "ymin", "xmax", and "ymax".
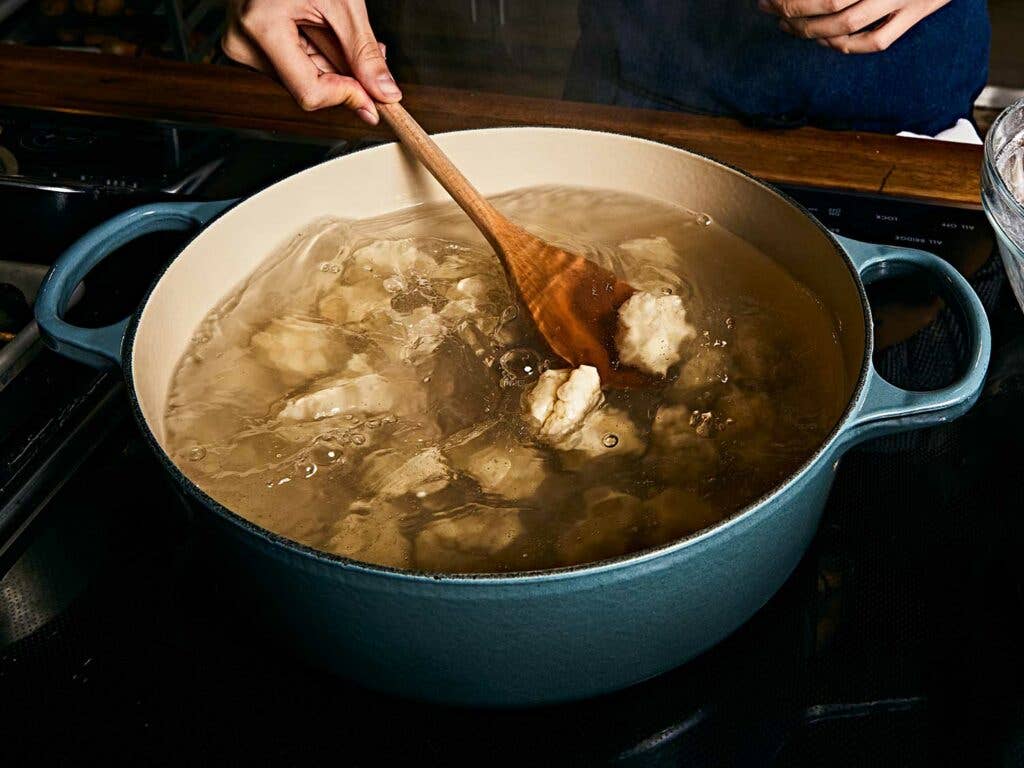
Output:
[{"xmin": 1, "ymin": 109, "xmax": 1022, "ymax": 766}]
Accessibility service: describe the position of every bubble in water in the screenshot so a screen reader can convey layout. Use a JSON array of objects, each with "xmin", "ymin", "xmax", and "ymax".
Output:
[
  {"xmin": 697, "ymin": 213, "xmax": 713, "ymax": 226},
  {"xmin": 191, "ymin": 335, "xmax": 209, "ymax": 345},
  {"xmin": 498, "ymin": 348, "xmax": 542, "ymax": 386},
  {"xmin": 351, "ymin": 433, "xmax": 366, "ymax": 446},
  {"xmin": 500, "ymin": 305, "xmax": 518, "ymax": 324},
  {"xmin": 319, "ymin": 262, "xmax": 341, "ymax": 273},
  {"xmin": 366, "ymin": 418, "xmax": 381, "ymax": 429},
  {"xmin": 188, "ymin": 446, "xmax": 207, "ymax": 461},
  {"xmin": 725, "ymin": 317, "xmax": 735, "ymax": 330},
  {"xmin": 304, "ymin": 464, "xmax": 318, "ymax": 478},
  {"xmin": 601, "ymin": 434, "xmax": 619, "ymax": 448}
]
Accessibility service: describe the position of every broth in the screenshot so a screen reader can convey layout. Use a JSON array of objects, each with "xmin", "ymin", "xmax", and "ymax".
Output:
[{"xmin": 163, "ymin": 186, "xmax": 848, "ymax": 573}]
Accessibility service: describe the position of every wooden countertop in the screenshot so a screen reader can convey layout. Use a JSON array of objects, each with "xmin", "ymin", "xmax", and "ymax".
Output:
[{"xmin": 0, "ymin": 45, "xmax": 984, "ymax": 207}]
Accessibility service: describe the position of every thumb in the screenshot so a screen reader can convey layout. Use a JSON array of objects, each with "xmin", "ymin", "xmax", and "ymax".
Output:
[
  {"xmin": 325, "ymin": 2, "xmax": 402, "ymax": 103},
  {"xmin": 351, "ymin": 35, "xmax": 402, "ymax": 102}
]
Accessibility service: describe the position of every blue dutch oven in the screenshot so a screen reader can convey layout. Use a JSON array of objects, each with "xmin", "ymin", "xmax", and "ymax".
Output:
[{"xmin": 34, "ymin": 129, "xmax": 990, "ymax": 706}]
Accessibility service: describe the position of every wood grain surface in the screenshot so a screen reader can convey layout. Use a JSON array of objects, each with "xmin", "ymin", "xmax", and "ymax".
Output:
[{"xmin": 0, "ymin": 45, "xmax": 983, "ymax": 207}]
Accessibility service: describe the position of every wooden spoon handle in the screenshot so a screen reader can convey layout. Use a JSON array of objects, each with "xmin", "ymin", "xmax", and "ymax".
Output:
[{"xmin": 377, "ymin": 101, "xmax": 508, "ymax": 250}]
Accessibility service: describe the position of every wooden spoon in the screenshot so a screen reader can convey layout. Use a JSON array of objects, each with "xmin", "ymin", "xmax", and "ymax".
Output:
[{"xmin": 377, "ymin": 102, "xmax": 650, "ymax": 389}]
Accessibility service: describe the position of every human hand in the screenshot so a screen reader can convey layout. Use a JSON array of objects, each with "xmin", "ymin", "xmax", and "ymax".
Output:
[
  {"xmin": 221, "ymin": 0, "xmax": 401, "ymax": 123},
  {"xmin": 758, "ymin": 0, "xmax": 952, "ymax": 53}
]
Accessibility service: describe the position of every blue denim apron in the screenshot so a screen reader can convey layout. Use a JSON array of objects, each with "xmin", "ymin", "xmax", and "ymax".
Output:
[{"xmin": 566, "ymin": 0, "xmax": 990, "ymax": 135}]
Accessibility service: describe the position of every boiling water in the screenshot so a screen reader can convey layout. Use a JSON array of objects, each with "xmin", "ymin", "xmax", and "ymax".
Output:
[{"xmin": 164, "ymin": 186, "xmax": 848, "ymax": 573}]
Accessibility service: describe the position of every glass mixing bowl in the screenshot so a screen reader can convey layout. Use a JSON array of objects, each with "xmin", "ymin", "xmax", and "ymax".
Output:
[{"xmin": 982, "ymin": 97, "xmax": 1024, "ymax": 311}]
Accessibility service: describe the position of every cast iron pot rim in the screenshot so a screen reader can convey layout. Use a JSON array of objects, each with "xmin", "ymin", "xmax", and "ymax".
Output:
[{"xmin": 122, "ymin": 126, "xmax": 873, "ymax": 585}]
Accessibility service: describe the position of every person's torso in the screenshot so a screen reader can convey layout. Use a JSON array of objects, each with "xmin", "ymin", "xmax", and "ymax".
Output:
[{"xmin": 571, "ymin": 0, "xmax": 990, "ymax": 134}]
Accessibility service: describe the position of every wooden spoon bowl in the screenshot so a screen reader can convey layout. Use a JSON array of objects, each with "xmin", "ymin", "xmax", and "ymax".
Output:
[{"xmin": 377, "ymin": 102, "xmax": 652, "ymax": 389}]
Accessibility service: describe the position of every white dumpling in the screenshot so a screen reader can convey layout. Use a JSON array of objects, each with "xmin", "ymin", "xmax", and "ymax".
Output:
[
  {"xmin": 250, "ymin": 316, "xmax": 343, "ymax": 379},
  {"xmin": 327, "ymin": 500, "xmax": 411, "ymax": 568},
  {"xmin": 558, "ymin": 406, "xmax": 645, "ymax": 463},
  {"xmin": 648, "ymin": 404, "xmax": 720, "ymax": 484},
  {"xmin": 396, "ymin": 306, "xmax": 448, "ymax": 361},
  {"xmin": 616, "ymin": 291, "xmax": 696, "ymax": 376},
  {"xmin": 557, "ymin": 487, "xmax": 643, "ymax": 565},
  {"xmin": 349, "ymin": 238, "xmax": 438, "ymax": 277},
  {"xmin": 458, "ymin": 440, "xmax": 547, "ymax": 500},
  {"xmin": 715, "ymin": 386, "xmax": 777, "ymax": 437},
  {"xmin": 619, "ymin": 236, "xmax": 690, "ymax": 296},
  {"xmin": 643, "ymin": 487, "xmax": 719, "ymax": 539},
  {"xmin": 444, "ymin": 419, "xmax": 548, "ymax": 501},
  {"xmin": 676, "ymin": 347, "xmax": 730, "ymax": 392},
  {"xmin": 524, "ymin": 365, "xmax": 604, "ymax": 444},
  {"xmin": 414, "ymin": 505, "xmax": 523, "ymax": 572},
  {"xmin": 360, "ymin": 447, "xmax": 450, "ymax": 499},
  {"xmin": 318, "ymin": 279, "xmax": 390, "ymax": 325},
  {"xmin": 319, "ymin": 238, "xmax": 440, "ymax": 326},
  {"xmin": 277, "ymin": 373, "xmax": 412, "ymax": 421}
]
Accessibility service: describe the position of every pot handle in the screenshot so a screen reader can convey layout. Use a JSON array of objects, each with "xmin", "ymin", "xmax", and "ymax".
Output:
[
  {"xmin": 35, "ymin": 200, "xmax": 235, "ymax": 369},
  {"xmin": 837, "ymin": 235, "xmax": 991, "ymax": 447}
]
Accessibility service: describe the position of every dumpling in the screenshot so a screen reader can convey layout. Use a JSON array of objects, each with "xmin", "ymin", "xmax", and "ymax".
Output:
[
  {"xmin": 360, "ymin": 447, "xmax": 450, "ymax": 499},
  {"xmin": 731, "ymin": 324, "xmax": 783, "ymax": 384},
  {"xmin": 524, "ymin": 365, "xmax": 603, "ymax": 444},
  {"xmin": 715, "ymin": 386, "xmax": 777, "ymax": 437},
  {"xmin": 615, "ymin": 291, "xmax": 696, "ymax": 376},
  {"xmin": 642, "ymin": 488, "xmax": 719, "ymax": 541},
  {"xmin": 648, "ymin": 404, "xmax": 720, "ymax": 484},
  {"xmin": 277, "ymin": 373, "xmax": 421, "ymax": 422},
  {"xmin": 445, "ymin": 418, "xmax": 548, "ymax": 501},
  {"xmin": 348, "ymin": 238, "xmax": 438, "ymax": 277},
  {"xmin": 318, "ymin": 279, "xmax": 390, "ymax": 325},
  {"xmin": 251, "ymin": 316, "xmax": 344, "ymax": 379},
  {"xmin": 456, "ymin": 439, "xmax": 548, "ymax": 501},
  {"xmin": 556, "ymin": 487, "xmax": 643, "ymax": 565},
  {"xmin": 619, "ymin": 236, "xmax": 691, "ymax": 297},
  {"xmin": 414, "ymin": 505, "xmax": 523, "ymax": 572},
  {"xmin": 676, "ymin": 346, "xmax": 730, "ymax": 393},
  {"xmin": 327, "ymin": 500, "xmax": 411, "ymax": 568},
  {"xmin": 558, "ymin": 406, "xmax": 645, "ymax": 463}
]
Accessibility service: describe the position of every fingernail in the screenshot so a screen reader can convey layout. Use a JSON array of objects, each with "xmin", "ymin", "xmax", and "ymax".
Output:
[
  {"xmin": 778, "ymin": 19, "xmax": 791, "ymax": 31},
  {"xmin": 757, "ymin": 0, "xmax": 770, "ymax": 10},
  {"xmin": 377, "ymin": 73, "xmax": 401, "ymax": 98},
  {"xmin": 378, "ymin": 42, "xmax": 387, "ymax": 59},
  {"xmin": 816, "ymin": 38, "xmax": 830, "ymax": 47},
  {"xmin": 357, "ymin": 107, "xmax": 379, "ymax": 126}
]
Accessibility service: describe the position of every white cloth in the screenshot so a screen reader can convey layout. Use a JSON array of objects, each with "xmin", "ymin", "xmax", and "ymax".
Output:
[{"xmin": 897, "ymin": 118, "xmax": 982, "ymax": 145}]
